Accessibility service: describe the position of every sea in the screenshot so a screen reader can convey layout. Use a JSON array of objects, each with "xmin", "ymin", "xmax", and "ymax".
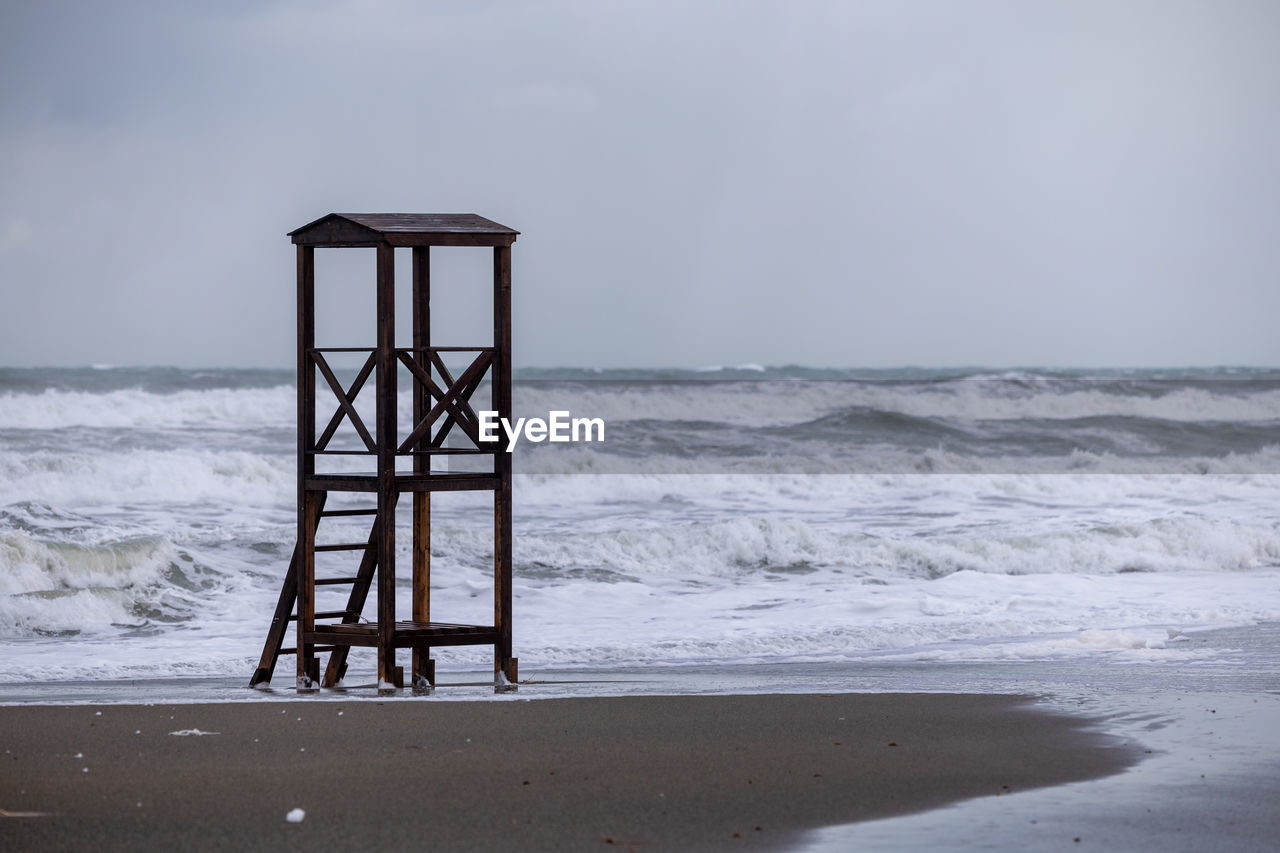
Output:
[{"xmin": 2, "ymin": 364, "xmax": 1279, "ymax": 690}]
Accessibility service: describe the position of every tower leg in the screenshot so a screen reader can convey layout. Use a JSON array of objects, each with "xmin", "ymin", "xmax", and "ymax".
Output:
[
  {"xmin": 375, "ymin": 241, "xmax": 399, "ymax": 694},
  {"xmin": 375, "ymin": 484, "xmax": 399, "ymax": 693},
  {"xmin": 296, "ymin": 489, "xmax": 320, "ymax": 692},
  {"xmin": 493, "ymin": 244, "xmax": 516, "ymax": 693},
  {"xmin": 412, "ymin": 491, "xmax": 433, "ymax": 692}
]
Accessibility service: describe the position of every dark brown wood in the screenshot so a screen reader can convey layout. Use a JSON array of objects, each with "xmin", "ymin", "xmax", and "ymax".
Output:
[
  {"xmin": 296, "ymin": 243, "xmax": 317, "ymax": 690},
  {"xmin": 313, "ymin": 351, "xmax": 376, "ymax": 451},
  {"xmin": 396, "ymin": 350, "xmax": 491, "ymax": 451},
  {"xmin": 298, "ymin": 243, "xmax": 316, "ymax": 505},
  {"xmin": 309, "ymin": 621, "xmax": 500, "ymax": 648},
  {"xmin": 312, "ymin": 351, "xmax": 377, "ymax": 452},
  {"xmin": 290, "ymin": 610, "xmax": 350, "ymax": 621},
  {"xmin": 382, "ymin": 232, "xmax": 517, "ymax": 248},
  {"xmin": 290, "ymin": 213, "xmax": 518, "ymax": 248},
  {"xmin": 375, "ymin": 242, "xmax": 398, "ymax": 688},
  {"xmin": 297, "ymin": 489, "xmax": 320, "ymax": 689},
  {"xmin": 411, "ymin": 246, "xmax": 433, "ymax": 688},
  {"xmin": 425, "ymin": 350, "xmax": 490, "ymax": 448},
  {"xmin": 257, "ymin": 214, "xmax": 516, "ymax": 693},
  {"xmin": 494, "ymin": 245, "xmax": 516, "ymax": 684},
  {"xmin": 305, "ymin": 472, "xmax": 500, "ymax": 493}
]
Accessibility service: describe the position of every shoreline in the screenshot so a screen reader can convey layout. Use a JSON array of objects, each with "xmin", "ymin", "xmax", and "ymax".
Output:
[{"xmin": 0, "ymin": 692, "xmax": 1132, "ymax": 852}]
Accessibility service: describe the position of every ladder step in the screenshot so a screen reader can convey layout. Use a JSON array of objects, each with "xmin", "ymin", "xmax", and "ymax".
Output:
[
  {"xmin": 289, "ymin": 610, "xmax": 352, "ymax": 621},
  {"xmin": 315, "ymin": 576, "xmax": 362, "ymax": 586},
  {"xmin": 319, "ymin": 508, "xmax": 379, "ymax": 517},
  {"xmin": 278, "ymin": 645, "xmax": 337, "ymax": 655},
  {"xmin": 315, "ymin": 543, "xmax": 374, "ymax": 552}
]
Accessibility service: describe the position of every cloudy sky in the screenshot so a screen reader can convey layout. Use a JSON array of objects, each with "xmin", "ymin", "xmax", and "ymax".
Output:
[{"xmin": 1, "ymin": 0, "xmax": 1277, "ymax": 369}]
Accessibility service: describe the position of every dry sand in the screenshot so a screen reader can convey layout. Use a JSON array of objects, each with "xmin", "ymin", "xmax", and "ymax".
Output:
[{"xmin": 0, "ymin": 693, "xmax": 1133, "ymax": 852}]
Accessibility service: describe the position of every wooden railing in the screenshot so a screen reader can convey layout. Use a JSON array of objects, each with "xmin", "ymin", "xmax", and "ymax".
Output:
[{"xmin": 308, "ymin": 346, "xmax": 495, "ymax": 456}]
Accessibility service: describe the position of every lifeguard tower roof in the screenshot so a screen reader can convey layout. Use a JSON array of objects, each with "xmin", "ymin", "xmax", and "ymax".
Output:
[{"xmin": 289, "ymin": 213, "xmax": 519, "ymax": 248}]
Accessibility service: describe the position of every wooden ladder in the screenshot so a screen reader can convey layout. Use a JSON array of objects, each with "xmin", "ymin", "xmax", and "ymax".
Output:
[{"xmin": 249, "ymin": 491, "xmax": 386, "ymax": 688}]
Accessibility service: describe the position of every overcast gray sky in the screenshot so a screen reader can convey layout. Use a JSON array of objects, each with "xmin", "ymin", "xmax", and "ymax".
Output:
[{"xmin": 1, "ymin": 0, "xmax": 1277, "ymax": 369}]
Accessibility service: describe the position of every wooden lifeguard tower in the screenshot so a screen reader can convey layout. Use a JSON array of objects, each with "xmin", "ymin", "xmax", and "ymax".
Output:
[{"xmin": 250, "ymin": 213, "xmax": 519, "ymax": 693}]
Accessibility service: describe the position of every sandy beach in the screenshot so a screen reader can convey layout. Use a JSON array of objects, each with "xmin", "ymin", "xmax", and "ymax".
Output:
[{"xmin": 0, "ymin": 692, "xmax": 1131, "ymax": 852}]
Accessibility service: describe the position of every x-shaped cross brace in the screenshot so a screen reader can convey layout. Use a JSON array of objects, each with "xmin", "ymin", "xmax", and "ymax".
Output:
[
  {"xmin": 397, "ymin": 349, "xmax": 492, "ymax": 453},
  {"xmin": 313, "ymin": 351, "xmax": 377, "ymax": 452}
]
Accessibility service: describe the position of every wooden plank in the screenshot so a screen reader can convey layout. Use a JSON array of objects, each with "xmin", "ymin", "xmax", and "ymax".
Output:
[
  {"xmin": 290, "ymin": 239, "xmax": 382, "ymax": 248},
  {"xmin": 290, "ymin": 610, "xmax": 349, "ymax": 621},
  {"xmin": 298, "ymin": 244, "xmax": 316, "ymax": 481},
  {"xmin": 309, "ymin": 627, "xmax": 379, "ymax": 647},
  {"xmin": 397, "ymin": 475, "xmax": 500, "ymax": 493},
  {"xmin": 304, "ymin": 474, "xmax": 380, "ymax": 492},
  {"xmin": 296, "ymin": 242, "xmax": 317, "ymax": 691},
  {"xmin": 412, "ymin": 491, "xmax": 430, "ymax": 620},
  {"xmin": 402, "ymin": 448, "xmax": 491, "ymax": 456},
  {"xmin": 314, "ymin": 623, "xmax": 378, "ymax": 636},
  {"xmin": 402, "ymin": 632, "xmax": 500, "ymax": 649},
  {"xmin": 297, "ymin": 489, "xmax": 320, "ymax": 689},
  {"xmin": 385, "ymin": 232, "xmax": 516, "ymax": 248},
  {"xmin": 305, "ymin": 472, "xmax": 499, "ymax": 493},
  {"xmin": 309, "ymin": 621, "xmax": 500, "ymax": 649},
  {"xmin": 375, "ymin": 242, "xmax": 398, "ymax": 688},
  {"xmin": 493, "ymin": 244, "xmax": 516, "ymax": 684},
  {"xmin": 412, "ymin": 245, "xmax": 433, "ymax": 688}
]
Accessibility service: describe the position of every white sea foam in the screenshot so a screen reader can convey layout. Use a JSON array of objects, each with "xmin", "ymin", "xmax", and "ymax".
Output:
[
  {"xmin": 0, "ymin": 449, "xmax": 293, "ymax": 510},
  {"xmin": 3, "ymin": 379, "xmax": 1276, "ymax": 437},
  {"xmin": 511, "ymin": 444, "xmax": 1280, "ymax": 475},
  {"xmin": 0, "ymin": 524, "xmax": 248, "ymax": 639},
  {"xmin": 0, "ymin": 387, "xmax": 295, "ymax": 431},
  {"xmin": 2, "ymin": 368, "xmax": 1279, "ymax": 684},
  {"xmin": 513, "ymin": 382, "xmax": 1280, "ymax": 428}
]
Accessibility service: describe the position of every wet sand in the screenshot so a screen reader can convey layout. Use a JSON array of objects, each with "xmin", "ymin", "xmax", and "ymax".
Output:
[{"xmin": 0, "ymin": 692, "xmax": 1132, "ymax": 852}]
